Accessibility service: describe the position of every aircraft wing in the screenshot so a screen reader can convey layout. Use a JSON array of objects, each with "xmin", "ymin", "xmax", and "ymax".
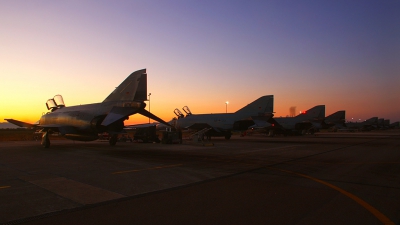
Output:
[
  {"xmin": 232, "ymin": 118, "xmax": 256, "ymax": 131},
  {"xmin": 100, "ymin": 107, "xmax": 171, "ymax": 127},
  {"xmin": 251, "ymin": 119, "xmax": 270, "ymax": 128},
  {"xmin": 101, "ymin": 107, "xmax": 139, "ymax": 126},
  {"xmin": 251, "ymin": 116, "xmax": 280, "ymax": 128},
  {"xmin": 5, "ymin": 119, "xmax": 78, "ymax": 134},
  {"xmin": 125, "ymin": 122, "xmax": 159, "ymax": 129},
  {"xmin": 4, "ymin": 119, "xmax": 37, "ymax": 128},
  {"xmin": 137, "ymin": 109, "xmax": 172, "ymax": 127}
]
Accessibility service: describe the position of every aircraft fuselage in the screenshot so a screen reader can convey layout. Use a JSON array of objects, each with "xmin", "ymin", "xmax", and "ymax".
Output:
[
  {"xmin": 175, "ymin": 113, "xmax": 239, "ymax": 130},
  {"xmin": 39, "ymin": 101, "xmax": 145, "ymax": 141}
]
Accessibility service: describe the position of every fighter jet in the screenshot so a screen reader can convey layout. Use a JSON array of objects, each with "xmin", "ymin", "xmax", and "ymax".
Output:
[
  {"xmin": 389, "ymin": 121, "xmax": 400, "ymax": 129},
  {"xmin": 252, "ymin": 105, "xmax": 325, "ymax": 136},
  {"xmin": 171, "ymin": 95, "xmax": 274, "ymax": 140},
  {"xmin": 320, "ymin": 110, "xmax": 346, "ymax": 131},
  {"xmin": 344, "ymin": 117, "xmax": 378, "ymax": 131},
  {"xmin": 384, "ymin": 119, "xmax": 390, "ymax": 129},
  {"xmin": 5, "ymin": 69, "xmax": 170, "ymax": 147},
  {"xmin": 377, "ymin": 118, "xmax": 386, "ymax": 129}
]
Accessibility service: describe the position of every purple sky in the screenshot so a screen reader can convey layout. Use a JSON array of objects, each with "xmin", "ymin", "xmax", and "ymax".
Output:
[{"xmin": 1, "ymin": 0, "xmax": 399, "ymax": 123}]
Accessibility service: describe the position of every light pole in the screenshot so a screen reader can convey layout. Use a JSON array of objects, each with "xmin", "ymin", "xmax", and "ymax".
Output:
[
  {"xmin": 148, "ymin": 93, "xmax": 151, "ymax": 123},
  {"xmin": 225, "ymin": 101, "xmax": 229, "ymax": 113}
]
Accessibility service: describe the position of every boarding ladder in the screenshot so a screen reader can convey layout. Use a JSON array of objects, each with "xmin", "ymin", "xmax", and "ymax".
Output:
[{"xmin": 189, "ymin": 127, "xmax": 212, "ymax": 142}]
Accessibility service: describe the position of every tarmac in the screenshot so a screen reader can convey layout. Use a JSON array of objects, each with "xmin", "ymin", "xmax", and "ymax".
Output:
[{"xmin": 0, "ymin": 131, "xmax": 399, "ymax": 225}]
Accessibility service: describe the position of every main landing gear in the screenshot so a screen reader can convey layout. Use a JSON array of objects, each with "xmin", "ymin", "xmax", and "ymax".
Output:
[{"xmin": 109, "ymin": 134, "xmax": 118, "ymax": 146}]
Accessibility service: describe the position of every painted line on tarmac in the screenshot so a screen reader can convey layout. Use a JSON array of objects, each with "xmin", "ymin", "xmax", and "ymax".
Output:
[
  {"xmin": 28, "ymin": 177, "xmax": 125, "ymax": 205},
  {"xmin": 267, "ymin": 167, "xmax": 395, "ymax": 225},
  {"xmin": 284, "ymin": 161, "xmax": 400, "ymax": 165},
  {"xmin": 238, "ymin": 145, "xmax": 302, "ymax": 154},
  {"xmin": 233, "ymin": 145, "xmax": 302, "ymax": 157},
  {"xmin": 0, "ymin": 186, "xmax": 10, "ymax": 189},
  {"xmin": 112, "ymin": 164, "xmax": 183, "ymax": 174}
]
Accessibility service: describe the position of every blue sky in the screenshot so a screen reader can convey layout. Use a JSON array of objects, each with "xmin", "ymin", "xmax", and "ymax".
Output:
[{"xmin": 1, "ymin": 0, "xmax": 399, "ymax": 123}]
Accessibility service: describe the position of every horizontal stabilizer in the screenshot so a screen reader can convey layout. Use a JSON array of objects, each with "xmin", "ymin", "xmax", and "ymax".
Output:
[
  {"xmin": 137, "ymin": 109, "xmax": 172, "ymax": 127},
  {"xmin": 4, "ymin": 119, "xmax": 36, "ymax": 128},
  {"xmin": 101, "ymin": 107, "xmax": 139, "ymax": 126}
]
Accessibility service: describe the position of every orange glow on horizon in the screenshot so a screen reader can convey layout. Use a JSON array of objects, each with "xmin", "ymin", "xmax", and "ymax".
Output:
[{"xmin": 3, "ymin": 99, "xmax": 400, "ymax": 126}]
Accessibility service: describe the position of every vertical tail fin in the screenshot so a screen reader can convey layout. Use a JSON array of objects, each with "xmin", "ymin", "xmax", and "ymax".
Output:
[
  {"xmin": 235, "ymin": 95, "xmax": 274, "ymax": 116},
  {"xmin": 103, "ymin": 69, "xmax": 147, "ymax": 102},
  {"xmin": 296, "ymin": 105, "xmax": 325, "ymax": 121},
  {"xmin": 325, "ymin": 110, "xmax": 345, "ymax": 123},
  {"xmin": 366, "ymin": 117, "xmax": 378, "ymax": 124}
]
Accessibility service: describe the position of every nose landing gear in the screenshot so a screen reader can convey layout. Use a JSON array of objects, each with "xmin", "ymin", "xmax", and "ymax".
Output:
[{"xmin": 41, "ymin": 132, "xmax": 50, "ymax": 148}]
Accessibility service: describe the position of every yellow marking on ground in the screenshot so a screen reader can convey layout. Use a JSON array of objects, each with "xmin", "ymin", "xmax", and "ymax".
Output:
[
  {"xmin": 112, "ymin": 164, "xmax": 183, "ymax": 174},
  {"xmin": 28, "ymin": 177, "xmax": 124, "ymax": 205},
  {"xmin": 0, "ymin": 186, "xmax": 11, "ymax": 189},
  {"xmin": 283, "ymin": 161, "xmax": 400, "ymax": 165},
  {"xmin": 268, "ymin": 167, "xmax": 395, "ymax": 225}
]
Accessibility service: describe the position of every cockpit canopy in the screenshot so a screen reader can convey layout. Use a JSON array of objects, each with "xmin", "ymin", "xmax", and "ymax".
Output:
[
  {"xmin": 46, "ymin": 99, "xmax": 57, "ymax": 110},
  {"xmin": 46, "ymin": 95, "xmax": 65, "ymax": 111},
  {"xmin": 53, "ymin": 94, "xmax": 65, "ymax": 107}
]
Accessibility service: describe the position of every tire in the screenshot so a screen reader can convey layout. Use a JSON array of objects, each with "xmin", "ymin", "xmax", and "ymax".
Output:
[
  {"xmin": 109, "ymin": 134, "xmax": 118, "ymax": 146},
  {"xmin": 43, "ymin": 138, "xmax": 50, "ymax": 148},
  {"xmin": 41, "ymin": 133, "xmax": 50, "ymax": 148}
]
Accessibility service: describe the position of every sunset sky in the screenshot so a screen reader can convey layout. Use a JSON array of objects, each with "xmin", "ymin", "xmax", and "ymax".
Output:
[{"xmin": 1, "ymin": 0, "xmax": 399, "ymax": 125}]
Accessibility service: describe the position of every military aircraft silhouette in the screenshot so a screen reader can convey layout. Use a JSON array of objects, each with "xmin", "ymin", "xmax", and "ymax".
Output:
[
  {"xmin": 314, "ymin": 110, "xmax": 346, "ymax": 131},
  {"xmin": 5, "ymin": 69, "xmax": 170, "ymax": 148},
  {"xmin": 344, "ymin": 117, "xmax": 378, "ymax": 131},
  {"xmin": 252, "ymin": 105, "xmax": 325, "ymax": 136},
  {"xmin": 170, "ymin": 95, "xmax": 274, "ymax": 140}
]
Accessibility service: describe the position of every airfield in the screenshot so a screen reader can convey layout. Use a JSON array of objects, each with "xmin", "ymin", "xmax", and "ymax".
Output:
[{"xmin": 0, "ymin": 131, "xmax": 399, "ymax": 225}]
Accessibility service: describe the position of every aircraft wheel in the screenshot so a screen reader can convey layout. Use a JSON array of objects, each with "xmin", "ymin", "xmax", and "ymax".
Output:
[
  {"xmin": 41, "ymin": 133, "xmax": 50, "ymax": 148},
  {"xmin": 225, "ymin": 134, "xmax": 231, "ymax": 140},
  {"xmin": 109, "ymin": 134, "xmax": 118, "ymax": 146},
  {"xmin": 43, "ymin": 138, "xmax": 50, "ymax": 148}
]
